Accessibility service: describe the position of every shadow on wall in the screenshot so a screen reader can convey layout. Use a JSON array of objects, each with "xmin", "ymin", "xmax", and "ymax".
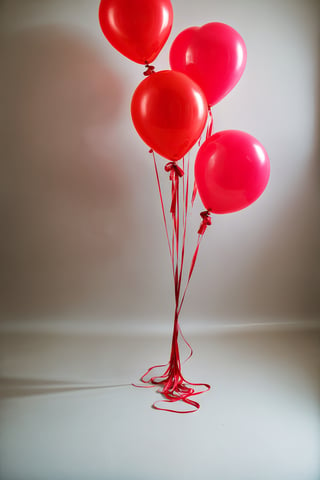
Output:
[{"xmin": 0, "ymin": 26, "xmax": 133, "ymax": 321}]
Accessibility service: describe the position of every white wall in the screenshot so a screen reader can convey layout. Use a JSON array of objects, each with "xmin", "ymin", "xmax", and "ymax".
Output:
[{"xmin": 0, "ymin": 0, "xmax": 319, "ymax": 329}]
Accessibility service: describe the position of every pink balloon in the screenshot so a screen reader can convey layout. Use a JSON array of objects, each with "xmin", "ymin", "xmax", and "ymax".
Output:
[
  {"xmin": 195, "ymin": 130, "xmax": 270, "ymax": 214},
  {"xmin": 170, "ymin": 22, "xmax": 247, "ymax": 106}
]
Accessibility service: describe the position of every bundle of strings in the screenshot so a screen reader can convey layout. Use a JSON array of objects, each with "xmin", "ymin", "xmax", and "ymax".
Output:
[{"xmin": 134, "ymin": 145, "xmax": 212, "ymax": 413}]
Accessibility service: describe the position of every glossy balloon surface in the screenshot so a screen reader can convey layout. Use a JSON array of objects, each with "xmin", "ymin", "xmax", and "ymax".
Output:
[
  {"xmin": 131, "ymin": 70, "xmax": 208, "ymax": 161},
  {"xmin": 170, "ymin": 22, "xmax": 247, "ymax": 106},
  {"xmin": 195, "ymin": 130, "xmax": 270, "ymax": 214},
  {"xmin": 99, "ymin": 0, "xmax": 173, "ymax": 64}
]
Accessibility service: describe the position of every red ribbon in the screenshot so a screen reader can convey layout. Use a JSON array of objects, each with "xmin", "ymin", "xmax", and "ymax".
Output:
[
  {"xmin": 164, "ymin": 161, "xmax": 184, "ymax": 178},
  {"xmin": 144, "ymin": 64, "xmax": 155, "ymax": 76},
  {"xmin": 134, "ymin": 153, "xmax": 211, "ymax": 413},
  {"xmin": 198, "ymin": 210, "xmax": 212, "ymax": 235},
  {"xmin": 165, "ymin": 162, "xmax": 184, "ymax": 214},
  {"xmin": 206, "ymin": 106, "xmax": 214, "ymax": 139}
]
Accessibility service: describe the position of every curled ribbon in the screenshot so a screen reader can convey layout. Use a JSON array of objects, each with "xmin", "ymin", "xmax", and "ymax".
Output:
[{"xmin": 144, "ymin": 64, "xmax": 155, "ymax": 76}]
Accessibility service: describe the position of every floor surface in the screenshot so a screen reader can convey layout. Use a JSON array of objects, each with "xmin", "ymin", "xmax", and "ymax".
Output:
[{"xmin": 0, "ymin": 325, "xmax": 319, "ymax": 480}]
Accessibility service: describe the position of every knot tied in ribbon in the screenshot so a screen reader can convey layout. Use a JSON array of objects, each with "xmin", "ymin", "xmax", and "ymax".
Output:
[
  {"xmin": 164, "ymin": 161, "xmax": 184, "ymax": 179},
  {"xmin": 198, "ymin": 210, "xmax": 212, "ymax": 235},
  {"xmin": 165, "ymin": 162, "xmax": 184, "ymax": 215},
  {"xmin": 144, "ymin": 64, "xmax": 155, "ymax": 76}
]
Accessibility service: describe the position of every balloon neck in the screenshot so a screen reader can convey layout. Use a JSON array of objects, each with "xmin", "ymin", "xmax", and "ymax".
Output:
[
  {"xmin": 198, "ymin": 210, "xmax": 212, "ymax": 235},
  {"xmin": 143, "ymin": 64, "xmax": 155, "ymax": 76}
]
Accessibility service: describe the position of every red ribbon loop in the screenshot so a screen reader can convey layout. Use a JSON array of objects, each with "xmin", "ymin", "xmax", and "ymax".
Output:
[
  {"xmin": 165, "ymin": 162, "xmax": 184, "ymax": 214},
  {"xmin": 198, "ymin": 210, "xmax": 212, "ymax": 235},
  {"xmin": 144, "ymin": 64, "xmax": 155, "ymax": 76}
]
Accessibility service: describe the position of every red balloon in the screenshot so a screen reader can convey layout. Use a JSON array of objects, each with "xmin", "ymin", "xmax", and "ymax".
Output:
[
  {"xmin": 170, "ymin": 22, "xmax": 247, "ymax": 106},
  {"xmin": 131, "ymin": 70, "xmax": 208, "ymax": 161},
  {"xmin": 99, "ymin": 0, "xmax": 173, "ymax": 64},
  {"xmin": 195, "ymin": 130, "xmax": 270, "ymax": 214}
]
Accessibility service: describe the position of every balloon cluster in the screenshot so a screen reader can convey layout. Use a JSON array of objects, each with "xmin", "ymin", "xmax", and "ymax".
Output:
[
  {"xmin": 99, "ymin": 0, "xmax": 270, "ymax": 215},
  {"xmin": 99, "ymin": 0, "xmax": 270, "ymax": 412}
]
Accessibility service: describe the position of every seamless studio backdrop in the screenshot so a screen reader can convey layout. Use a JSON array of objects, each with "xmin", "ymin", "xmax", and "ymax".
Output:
[
  {"xmin": 0, "ymin": 2, "xmax": 320, "ymax": 480},
  {"xmin": 0, "ymin": 0, "xmax": 319, "ymax": 329}
]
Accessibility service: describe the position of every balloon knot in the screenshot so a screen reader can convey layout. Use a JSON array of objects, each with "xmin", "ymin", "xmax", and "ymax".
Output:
[
  {"xmin": 144, "ymin": 64, "xmax": 155, "ymax": 76},
  {"xmin": 164, "ymin": 162, "xmax": 184, "ymax": 178},
  {"xmin": 198, "ymin": 210, "xmax": 212, "ymax": 235},
  {"xmin": 165, "ymin": 162, "xmax": 184, "ymax": 214}
]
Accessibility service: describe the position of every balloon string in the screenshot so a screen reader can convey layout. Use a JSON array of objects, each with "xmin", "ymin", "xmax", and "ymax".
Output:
[
  {"xmin": 206, "ymin": 106, "xmax": 214, "ymax": 139},
  {"xmin": 134, "ymin": 152, "xmax": 211, "ymax": 413},
  {"xmin": 191, "ymin": 180, "xmax": 198, "ymax": 206},
  {"xmin": 152, "ymin": 151, "xmax": 174, "ymax": 272},
  {"xmin": 178, "ymin": 155, "xmax": 193, "ymax": 364},
  {"xmin": 177, "ymin": 210, "xmax": 212, "ymax": 316},
  {"xmin": 193, "ymin": 107, "xmax": 213, "ymax": 206},
  {"xmin": 178, "ymin": 157, "xmax": 188, "ymax": 296}
]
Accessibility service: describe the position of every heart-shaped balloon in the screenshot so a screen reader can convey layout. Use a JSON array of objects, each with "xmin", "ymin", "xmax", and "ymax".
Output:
[
  {"xmin": 195, "ymin": 130, "xmax": 270, "ymax": 214},
  {"xmin": 131, "ymin": 70, "xmax": 208, "ymax": 161},
  {"xmin": 170, "ymin": 22, "xmax": 247, "ymax": 106},
  {"xmin": 99, "ymin": 0, "xmax": 173, "ymax": 65}
]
